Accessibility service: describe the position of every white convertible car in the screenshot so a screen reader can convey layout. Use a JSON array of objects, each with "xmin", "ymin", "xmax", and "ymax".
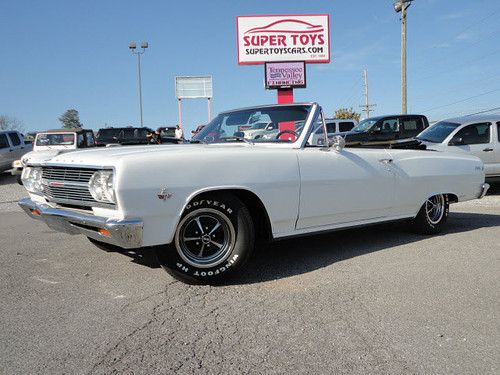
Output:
[{"xmin": 19, "ymin": 103, "xmax": 489, "ymax": 283}]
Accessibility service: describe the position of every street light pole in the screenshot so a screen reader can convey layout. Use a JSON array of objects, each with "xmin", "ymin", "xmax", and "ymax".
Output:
[
  {"xmin": 394, "ymin": 0, "xmax": 412, "ymax": 114},
  {"xmin": 129, "ymin": 41, "xmax": 148, "ymax": 126}
]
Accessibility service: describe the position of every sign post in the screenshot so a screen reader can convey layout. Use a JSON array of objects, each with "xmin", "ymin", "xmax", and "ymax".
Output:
[
  {"xmin": 175, "ymin": 76, "xmax": 213, "ymax": 128},
  {"xmin": 237, "ymin": 14, "xmax": 330, "ymax": 104}
]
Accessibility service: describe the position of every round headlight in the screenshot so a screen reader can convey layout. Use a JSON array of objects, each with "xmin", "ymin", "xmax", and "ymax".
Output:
[
  {"xmin": 22, "ymin": 166, "xmax": 43, "ymax": 193},
  {"xmin": 88, "ymin": 170, "xmax": 115, "ymax": 203}
]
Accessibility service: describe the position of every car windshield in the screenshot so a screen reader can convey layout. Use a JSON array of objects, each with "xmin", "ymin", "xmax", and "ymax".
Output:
[
  {"xmin": 417, "ymin": 121, "xmax": 461, "ymax": 143},
  {"xmin": 36, "ymin": 133, "xmax": 75, "ymax": 146},
  {"xmin": 351, "ymin": 119, "xmax": 377, "ymax": 132},
  {"xmin": 192, "ymin": 105, "xmax": 312, "ymax": 143}
]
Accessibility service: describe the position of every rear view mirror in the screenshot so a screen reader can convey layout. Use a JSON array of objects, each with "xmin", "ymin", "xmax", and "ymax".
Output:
[{"xmin": 449, "ymin": 136, "xmax": 464, "ymax": 146}]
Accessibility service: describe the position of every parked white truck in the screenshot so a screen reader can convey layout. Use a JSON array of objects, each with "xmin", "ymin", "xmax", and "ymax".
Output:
[
  {"xmin": 12, "ymin": 128, "xmax": 96, "ymax": 183},
  {"xmin": 417, "ymin": 115, "xmax": 500, "ymax": 183}
]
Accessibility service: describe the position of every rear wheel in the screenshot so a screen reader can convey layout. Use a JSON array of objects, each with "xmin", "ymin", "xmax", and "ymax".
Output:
[
  {"xmin": 154, "ymin": 193, "xmax": 254, "ymax": 284},
  {"xmin": 410, "ymin": 194, "xmax": 449, "ymax": 234}
]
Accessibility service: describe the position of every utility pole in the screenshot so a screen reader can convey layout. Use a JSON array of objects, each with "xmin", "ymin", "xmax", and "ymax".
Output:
[
  {"xmin": 394, "ymin": 0, "xmax": 412, "ymax": 114},
  {"xmin": 360, "ymin": 69, "xmax": 376, "ymax": 118},
  {"xmin": 401, "ymin": 4, "xmax": 407, "ymax": 114}
]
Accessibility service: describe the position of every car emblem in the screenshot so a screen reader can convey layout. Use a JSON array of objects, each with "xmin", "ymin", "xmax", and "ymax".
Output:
[
  {"xmin": 49, "ymin": 181, "xmax": 65, "ymax": 187},
  {"xmin": 157, "ymin": 188, "xmax": 172, "ymax": 201}
]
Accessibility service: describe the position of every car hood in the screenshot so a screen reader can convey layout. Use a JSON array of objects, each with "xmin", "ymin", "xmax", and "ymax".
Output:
[
  {"xmin": 22, "ymin": 149, "xmax": 74, "ymax": 165},
  {"xmin": 42, "ymin": 144, "xmax": 254, "ymax": 167}
]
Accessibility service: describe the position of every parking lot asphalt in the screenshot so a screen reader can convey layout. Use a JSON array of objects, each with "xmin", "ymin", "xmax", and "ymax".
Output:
[{"xmin": 0, "ymin": 171, "xmax": 498, "ymax": 374}]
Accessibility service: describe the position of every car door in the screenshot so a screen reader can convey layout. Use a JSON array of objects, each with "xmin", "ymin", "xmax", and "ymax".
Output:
[
  {"xmin": 370, "ymin": 117, "xmax": 399, "ymax": 143},
  {"xmin": 297, "ymin": 147, "xmax": 396, "ymax": 229},
  {"xmin": 492, "ymin": 122, "xmax": 500, "ymax": 176},
  {"xmin": 0, "ymin": 133, "xmax": 14, "ymax": 170},
  {"xmin": 7, "ymin": 132, "xmax": 25, "ymax": 160},
  {"xmin": 447, "ymin": 122, "xmax": 496, "ymax": 176}
]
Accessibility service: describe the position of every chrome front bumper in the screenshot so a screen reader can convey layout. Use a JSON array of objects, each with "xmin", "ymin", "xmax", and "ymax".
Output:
[
  {"xmin": 18, "ymin": 198, "xmax": 143, "ymax": 249},
  {"xmin": 479, "ymin": 183, "xmax": 490, "ymax": 199}
]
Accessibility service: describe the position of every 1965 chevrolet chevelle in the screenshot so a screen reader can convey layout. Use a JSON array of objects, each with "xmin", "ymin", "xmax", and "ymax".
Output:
[{"xmin": 19, "ymin": 103, "xmax": 489, "ymax": 283}]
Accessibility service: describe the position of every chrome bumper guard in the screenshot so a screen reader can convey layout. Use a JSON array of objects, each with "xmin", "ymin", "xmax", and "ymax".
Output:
[
  {"xmin": 479, "ymin": 183, "xmax": 490, "ymax": 199},
  {"xmin": 18, "ymin": 198, "xmax": 143, "ymax": 249}
]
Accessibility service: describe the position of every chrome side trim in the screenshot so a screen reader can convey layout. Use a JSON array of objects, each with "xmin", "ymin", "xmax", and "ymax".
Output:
[
  {"xmin": 18, "ymin": 198, "xmax": 142, "ymax": 249},
  {"xmin": 479, "ymin": 183, "xmax": 490, "ymax": 199}
]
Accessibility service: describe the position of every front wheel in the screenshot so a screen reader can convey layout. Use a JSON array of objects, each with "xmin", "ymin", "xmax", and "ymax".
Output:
[
  {"xmin": 154, "ymin": 193, "xmax": 255, "ymax": 284},
  {"xmin": 410, "ymin": 194, "xmax": 449, "ymax": 234}
]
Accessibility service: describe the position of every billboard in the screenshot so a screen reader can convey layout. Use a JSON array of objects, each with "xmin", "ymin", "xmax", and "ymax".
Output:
[
  {"xmin": 265, "ymin": 61, "xmax": 306, "ymax": 89},
  {"xmin": 175, "ymin": 76, "xmax": 213, "ymax": 99},
  {"xmin": 237, "ymin": 14, "xmax": 330, "ymax": 65}
]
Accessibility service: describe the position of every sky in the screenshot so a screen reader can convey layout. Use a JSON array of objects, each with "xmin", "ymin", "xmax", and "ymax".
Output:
[{"xmin": 1, "ymin": 0, "xmax": 499, "ymax": 134}]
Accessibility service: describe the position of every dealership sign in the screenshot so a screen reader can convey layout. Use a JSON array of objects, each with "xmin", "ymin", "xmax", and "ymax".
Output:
[
  {"xmin": 237, "ymin": 14, "xmax": 330, "ymax": 65},
  {"xmin": 265, "ymin": 61, "xmax": 306, "ymax": 89}
]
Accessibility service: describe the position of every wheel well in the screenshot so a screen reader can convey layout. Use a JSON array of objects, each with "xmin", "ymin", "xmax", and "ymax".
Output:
[
  {"xmin": 189, "ymin": 189, "xmax": 273, "ymax": 243},
  {"xmin": 446, "ymin": 193, "xmax": 458, "ymax": 203}
]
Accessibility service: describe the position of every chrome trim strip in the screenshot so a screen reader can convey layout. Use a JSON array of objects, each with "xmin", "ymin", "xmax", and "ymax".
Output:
[
  {"xmin": 479, "ymin": 183, "xmax": 490, "ymax": 199},
  {"xmin": 18, "ymin": 198, "xmax": 142, "ymax": 249}
]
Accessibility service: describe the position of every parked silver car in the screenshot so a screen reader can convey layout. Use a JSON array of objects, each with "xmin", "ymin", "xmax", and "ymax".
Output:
[
  {"xmin": 417, "ymin": 115, "xmax": 500, "ymax": 182},
  {"xmin": 0, "ymin": 130, "xmax": 31, "ymax": 173}
]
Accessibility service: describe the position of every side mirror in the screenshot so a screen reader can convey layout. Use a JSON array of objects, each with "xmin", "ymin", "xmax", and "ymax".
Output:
[
  {"xmin": 329, "ymin": 135, "xmax": 346, "ymax": 152},
  {"xmin": 371, "ymin": 127, "xmax": 382, "ymax": 134},
  {"xmin": 449, "ymin": 136, "xmax": 464, "ymax": 146}
]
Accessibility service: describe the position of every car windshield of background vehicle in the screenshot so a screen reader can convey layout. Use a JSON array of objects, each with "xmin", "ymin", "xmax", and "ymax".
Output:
[
  {"xmin": 36, "ymin": 133, "xmax": 75, "ymax": 146},
  {"xmin": 497, "ymin": 122, "xmax": 500, "ymax": 141},
  {"xmin": 351, "ymin": 119, "xmax": 377, "ymax": 133},
  {"xmin": 416, "ymin": 121, "xmax": 461, "ymax": 143},
  {"xmin": 192, "ymin": 105, "xmax": 312, "ymax": 143}
]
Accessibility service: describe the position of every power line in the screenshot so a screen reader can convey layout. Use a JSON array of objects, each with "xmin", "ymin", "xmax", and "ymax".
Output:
[
  {"xmin": 463, "ymin": 106, "xmax": 500, "ymax": 117},
  {"xmin": 413, "ymin": 8, "xmax": 500, "ymax": 58},
  {"xmin": 417, "ymin": 48, "xmax": 500, "ymax": 81},
  {"xmin": 410, "ymin": 73, "xmax": 500, "ymax": 102},
  {"xmin": 420, "ymin": 88, "xmax": 500, "ymax": 112}
]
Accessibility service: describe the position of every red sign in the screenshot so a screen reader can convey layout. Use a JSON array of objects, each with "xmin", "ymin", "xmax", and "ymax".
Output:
[{"xmin": 237, "ymin": 14, "xmax": 330, "ymax": 65}]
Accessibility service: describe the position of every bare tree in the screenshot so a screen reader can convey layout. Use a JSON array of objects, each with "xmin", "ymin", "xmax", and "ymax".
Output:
[{"xmin": 0, "ymin": 115, "xmax": 24, "ymax": 133}]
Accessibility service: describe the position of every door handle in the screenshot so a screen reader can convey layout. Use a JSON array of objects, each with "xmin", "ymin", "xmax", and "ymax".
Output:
[
  {"xmin": 482, "ymin": 148, "xmax": 493, "ymax": 152},
  {"xmin": 379, "ymin": 158, "xmax": 393, "ymax": 164}
]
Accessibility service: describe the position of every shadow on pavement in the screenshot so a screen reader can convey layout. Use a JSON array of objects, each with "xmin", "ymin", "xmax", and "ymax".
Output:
[
  {"xmin": 232, "ymin": 211, "xmax": 500, "ymax": 285},
  {"xmin": 103, "ymin": 211, "xmax": 500, "ymax": 283},
  {"xmin": 0, "ymin": 172, "xmax": 18, "ymax": 186}
]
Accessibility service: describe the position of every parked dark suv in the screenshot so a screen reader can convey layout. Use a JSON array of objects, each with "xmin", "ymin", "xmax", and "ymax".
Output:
[
  {"xmin": 343, "ymin": 114, "xmax": 429, "ymax": 149},
  {"xmin": 95, "ymin": 127, "xmax": 153, "ymax": 146}
]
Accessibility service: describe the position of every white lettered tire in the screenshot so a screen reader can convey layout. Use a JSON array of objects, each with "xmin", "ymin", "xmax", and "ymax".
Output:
[
  {"xmin": 154, "ymin": 193, "xmax": 255, "ymax": 284},
  {"xmin": 411, "ymin": 194, "xmax": 449, "ymax": 234}
]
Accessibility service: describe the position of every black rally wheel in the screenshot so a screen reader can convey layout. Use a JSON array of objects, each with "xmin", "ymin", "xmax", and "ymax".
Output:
[
  {"xmin": 411, "ymin": 194, "xmax": 449, "ymax": 234},
  {"xmin": 155, "ymin": 193, "xmax": 255, "ymax": 284}
]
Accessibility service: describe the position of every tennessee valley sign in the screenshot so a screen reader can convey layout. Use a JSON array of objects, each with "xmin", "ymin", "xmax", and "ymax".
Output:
[{"xmin": 237, "ymin": 14, "xmax": 330, "ymax": 65}]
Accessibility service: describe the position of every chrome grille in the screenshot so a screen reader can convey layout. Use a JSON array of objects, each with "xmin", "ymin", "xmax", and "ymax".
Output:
[
  {"xmin": 44, "ymin": 185, "xmax": 95, "ymax": 203},
  {"xmin": 40, "ymin": 166, "xmax": 115, "ymax": 208},
  {"xmin": 42, "ymin": 167, "xmax": 95, "ymax": 183}
]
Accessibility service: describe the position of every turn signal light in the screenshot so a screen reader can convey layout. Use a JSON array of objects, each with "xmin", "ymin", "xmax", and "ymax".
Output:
[
  {"xmin": 31, "ymin": 209, "xmax": 41, "ymax": 216},
  {"xmin": 98, "ymin": 228, "xmax": 110, "ymax": 237}
]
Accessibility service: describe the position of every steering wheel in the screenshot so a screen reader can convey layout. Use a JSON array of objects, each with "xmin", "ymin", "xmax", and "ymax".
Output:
[{"xmin": 275, "ymin": 130, "xmax": 298, "ymax": 140}]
